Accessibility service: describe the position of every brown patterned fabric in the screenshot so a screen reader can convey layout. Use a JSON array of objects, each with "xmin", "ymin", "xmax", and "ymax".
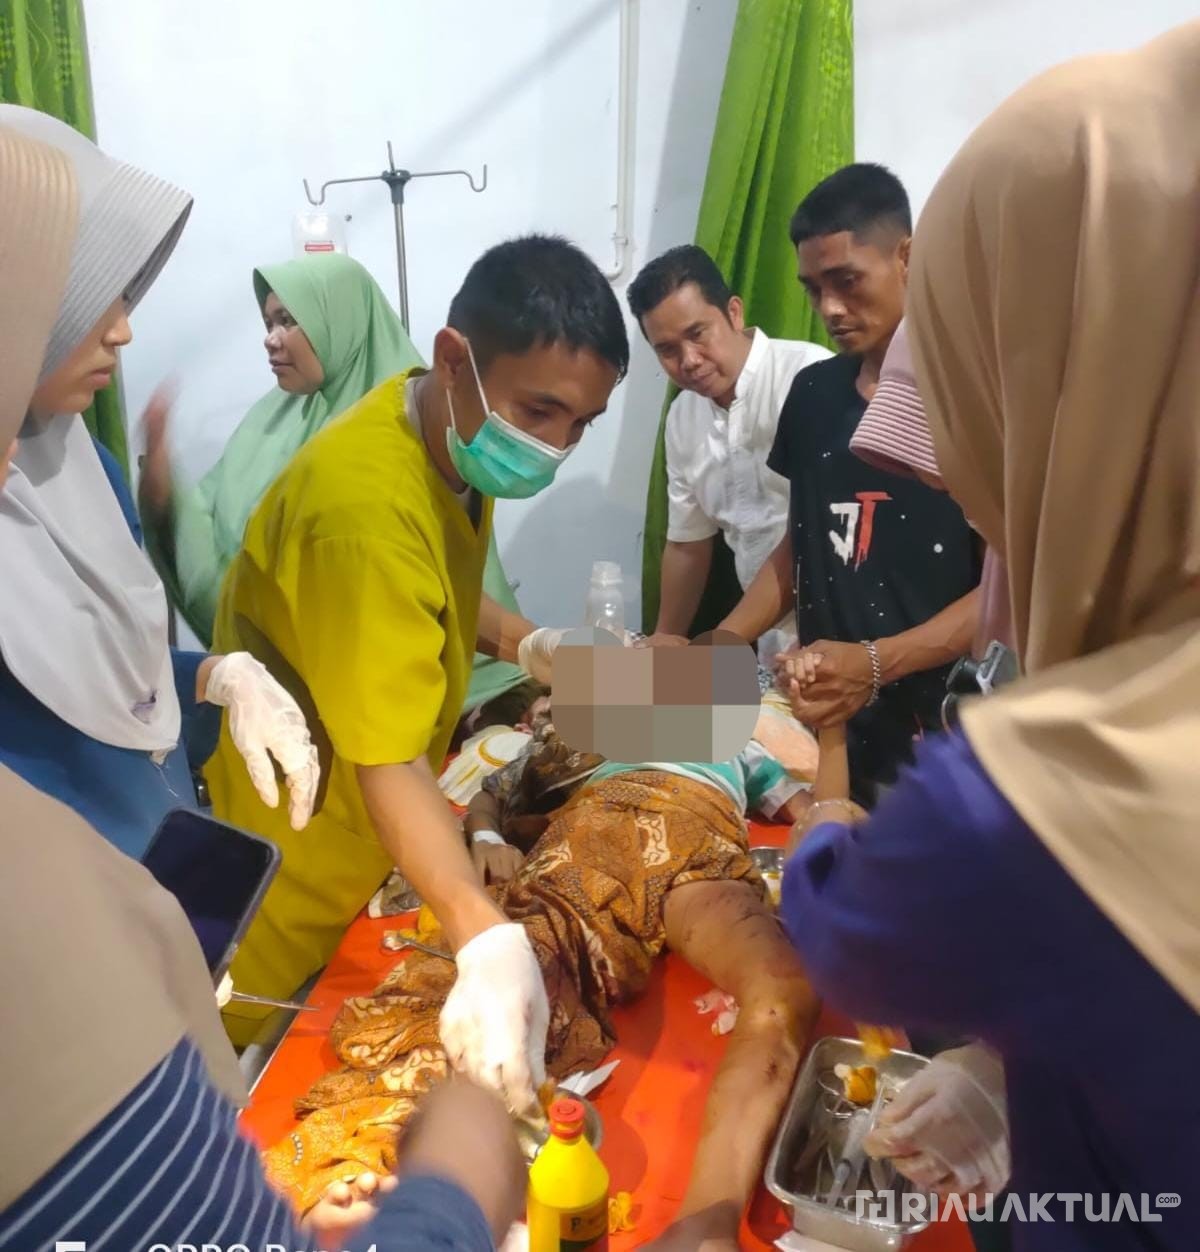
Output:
[
  {"xmin": 265, "ymin": 769, "xmax": 764, "ymax": 1213},
  {"xmin": 481, "ymin": 719, "xmax": 606, "ymax": 849}
]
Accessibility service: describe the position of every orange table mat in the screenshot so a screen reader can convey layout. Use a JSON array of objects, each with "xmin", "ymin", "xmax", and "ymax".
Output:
[{"xmin": 240, "ymin": 819, "xmax": 971, "ymax": 1251}]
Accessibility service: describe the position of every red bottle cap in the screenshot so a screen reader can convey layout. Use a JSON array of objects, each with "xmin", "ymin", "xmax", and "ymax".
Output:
[{"xmin": 548, "ymin": 1097, "xmax": 586, "ymax": 1139}]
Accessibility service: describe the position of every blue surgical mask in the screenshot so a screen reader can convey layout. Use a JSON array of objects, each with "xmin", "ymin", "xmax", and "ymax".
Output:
[{"xmin": 445, "ymin": 340, "xmax": 570, "ymax": 499}]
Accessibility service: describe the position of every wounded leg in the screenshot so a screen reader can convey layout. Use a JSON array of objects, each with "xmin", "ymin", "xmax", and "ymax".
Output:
[{"xmin": 648, "ymin": 879, "xmax": 820, "ymax": 1250}]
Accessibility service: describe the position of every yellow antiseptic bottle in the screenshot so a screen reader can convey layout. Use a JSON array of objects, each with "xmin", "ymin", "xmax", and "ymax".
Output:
[{"xmin": 527, "ymin": 1098, "xmax": 610, "ymax": 1251}]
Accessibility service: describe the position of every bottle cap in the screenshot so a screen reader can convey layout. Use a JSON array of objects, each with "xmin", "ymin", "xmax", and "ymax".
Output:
[
  {"xmin": 548, "ymin": 1097, "xmax": 586, "ymax": 1139},
  {"xmin": 589, "ymin": 560, "xmax": 622, "ymax": 586}
]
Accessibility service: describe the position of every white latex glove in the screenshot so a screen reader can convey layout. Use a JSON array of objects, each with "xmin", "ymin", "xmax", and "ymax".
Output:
[
  {"xmin": 516, "ymin": 627, "xmax": 567, "ymax": 684},
  {"xmin": 215, "ymin": 970, "xmax": 233, "ymax": 1008},
  {"xmin": 204, "ymin": 652, "xmax": 320, "ymax": 830},
  {"xmin": 440, "ymin": 922, "xmax": 549, "ymax": 1117},
  {"xmin": 517, "ymin": 626, "xmax": 637, "ymax": 684},
  {"xmin": 865, "ymin": 1043, "xmax": 1010, "ymax": 1199}
]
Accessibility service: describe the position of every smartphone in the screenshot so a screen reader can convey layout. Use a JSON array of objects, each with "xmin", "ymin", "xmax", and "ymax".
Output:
[{"xmin": 140, "ymin": 808, "xmax": 281, "ymax": 983}]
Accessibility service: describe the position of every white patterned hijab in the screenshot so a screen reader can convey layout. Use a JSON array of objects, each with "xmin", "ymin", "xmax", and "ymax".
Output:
[{"xmin": 0, "ymin": 106, "xmax": 192, "ymax": 752}]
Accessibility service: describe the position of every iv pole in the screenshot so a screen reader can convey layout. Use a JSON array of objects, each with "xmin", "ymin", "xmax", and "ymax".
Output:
[{"xmin": 302, "ymin": 142, "xmax": 488, "ymax": 330}]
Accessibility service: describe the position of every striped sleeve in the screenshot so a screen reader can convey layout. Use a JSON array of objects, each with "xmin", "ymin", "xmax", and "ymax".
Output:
[
  {"xmin": 1, "ymin": 1038, "xmax": 500, "ymax": 1252},
  {"xmin": 0, "ymin": 1039, "xmax": 300, "ymax": 1252},
  {"xmin": 741, "ymin": 738, "xmax": 806, "ymax": 818}
]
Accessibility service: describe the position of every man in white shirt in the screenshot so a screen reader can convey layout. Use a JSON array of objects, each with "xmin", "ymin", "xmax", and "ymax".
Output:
[{"xmin": 629, "ymin": 245, "xmax": 829, "ymax": 661}]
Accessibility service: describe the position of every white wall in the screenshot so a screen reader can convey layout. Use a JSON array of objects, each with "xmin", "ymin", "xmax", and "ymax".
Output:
[
  {"xmin": 88, "ymin": 0, "xmax": 1193, "ymax": 632},
  {"xmin": 855, "ymin": 0, "xmax": 1197, "ymax": 219},
  {"xmin": 85, "ymin": 0, "xmax": 738, "ymax": 632}
]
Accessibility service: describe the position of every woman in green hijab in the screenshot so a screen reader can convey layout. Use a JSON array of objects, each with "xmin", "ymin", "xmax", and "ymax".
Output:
[
  {"xmin": 141, "ymin": 251, "xmax": 535, "ymax": 717},
  {"xmin": 140, "ymin": 252, "xmax": 422, "ymax": 645}
]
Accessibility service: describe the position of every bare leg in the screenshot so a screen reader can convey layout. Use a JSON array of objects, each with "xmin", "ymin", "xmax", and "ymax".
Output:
[{"xmin": 647, "ymin": 879, "xmax": 820, "ymax": 1250}]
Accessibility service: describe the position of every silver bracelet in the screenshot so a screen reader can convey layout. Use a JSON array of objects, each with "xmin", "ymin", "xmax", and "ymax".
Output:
[{"xmin": 861, "ymin": 639, "xmax": 882, "ymax": 707}]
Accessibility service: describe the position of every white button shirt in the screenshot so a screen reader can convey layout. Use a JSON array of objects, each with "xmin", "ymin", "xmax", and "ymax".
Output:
[{"xmin": 664, "ymin": 329, "xmax": 830, "ymax": 656}]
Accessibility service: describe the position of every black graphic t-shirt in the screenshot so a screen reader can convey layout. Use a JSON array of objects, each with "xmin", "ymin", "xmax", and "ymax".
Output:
[{"xmin": 768, "ymin": 354, "xmax": 981, "ymax": 800}]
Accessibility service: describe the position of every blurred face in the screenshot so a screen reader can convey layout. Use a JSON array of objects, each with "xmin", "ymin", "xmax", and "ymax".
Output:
[
  {"xmin": 262, "ymin": 292, "xmax": 324, "ymax": 394},
  {"xmin": 797, "ymin": 229, "xmax": 909, "ymax": 358},
  {"xmin": 433, "ymin": 328, "xmax": 618, "ymax": 453},
  {"xmin": 28, "ymin": 296, "xmax": 131, "ymax": 419},
  {"xmin": 639, "ymin": 282, "xmax": 749, "ymax": 405}
]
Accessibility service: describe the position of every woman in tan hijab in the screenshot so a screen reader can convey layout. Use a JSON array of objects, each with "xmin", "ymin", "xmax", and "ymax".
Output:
[
  {"xmin": 780, "ymin": 22, "xmax": 1200, "ymax": 1246},
  {"xmin": 0, "ymin": 121, "xmax": 520, "ymax": 1251}
]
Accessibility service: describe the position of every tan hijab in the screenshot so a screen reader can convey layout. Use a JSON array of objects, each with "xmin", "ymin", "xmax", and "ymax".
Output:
[
  {"xmin": 0, "ymin": 124, "xmax": 245, "ymax": 1209},
  {"xmin": 907, "ymin": 22, "xmax": 1200, "ymax": 1012}
]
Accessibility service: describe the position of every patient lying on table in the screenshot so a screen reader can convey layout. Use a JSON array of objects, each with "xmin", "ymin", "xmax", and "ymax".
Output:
[
  {"xmin": 267, "ymin": 703, "xmax": 818, "ymax": 1250},
  {"xmin": 462, "ymin": 683, "xmax": 818, "ymax": 888}
]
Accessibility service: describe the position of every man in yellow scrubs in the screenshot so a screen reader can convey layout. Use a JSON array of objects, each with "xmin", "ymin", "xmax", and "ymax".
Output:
[{"xmin": 207, "ymin": 235, "xmax": 629, "ymax": 1113}]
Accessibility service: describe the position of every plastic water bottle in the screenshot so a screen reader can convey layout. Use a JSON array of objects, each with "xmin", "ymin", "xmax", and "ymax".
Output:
[{"xmin": 584, "ymin": 560, "xmax": 624, "ymax": 638}]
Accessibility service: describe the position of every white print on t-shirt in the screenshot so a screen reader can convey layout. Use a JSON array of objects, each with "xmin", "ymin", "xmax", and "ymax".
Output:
[{"xmin": 828, "ymin": 491, "xmax": 892, "ymax": 569}]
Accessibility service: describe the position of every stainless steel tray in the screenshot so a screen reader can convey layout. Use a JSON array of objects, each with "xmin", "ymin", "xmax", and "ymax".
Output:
[{"xmin": 764, "ymin": 1036, "xmax": 930, "ymax": 1251}]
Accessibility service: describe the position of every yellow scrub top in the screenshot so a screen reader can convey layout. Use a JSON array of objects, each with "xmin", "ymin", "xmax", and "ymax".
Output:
[{"xmin": 207, "ymin": 370, "xmax": 491, "ymax": 1043}]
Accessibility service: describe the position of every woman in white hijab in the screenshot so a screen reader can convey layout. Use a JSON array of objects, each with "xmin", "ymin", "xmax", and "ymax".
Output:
[
  {"xmin": 0, "ymin": 104, "xmax": 319, "ymax": 859},
  {"xmin": 781, "ymin": 23, "xmax": 1200, "ymax": 1249}
]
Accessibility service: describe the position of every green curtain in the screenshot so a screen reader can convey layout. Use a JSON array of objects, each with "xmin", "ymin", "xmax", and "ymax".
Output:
[
  {"xmin": 640, "ymin": 0, "xmax": 855, "ymax": 633},
  {"xmin": 1, "ymin": 0, "xmax": 130, "ymax": 478}
]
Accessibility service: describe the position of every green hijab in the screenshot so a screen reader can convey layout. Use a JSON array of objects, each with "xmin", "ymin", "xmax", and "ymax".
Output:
[{"xmin": 150, "ymin": 252, "xmax": 421, "ymax": 644}]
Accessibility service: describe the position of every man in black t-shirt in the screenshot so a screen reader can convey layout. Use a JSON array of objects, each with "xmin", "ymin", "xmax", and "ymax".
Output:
[{"xmin": 719, "ymin": 165, "xmax": 981, "ymax": 802}]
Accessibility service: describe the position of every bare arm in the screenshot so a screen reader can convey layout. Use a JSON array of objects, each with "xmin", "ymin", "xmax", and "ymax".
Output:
[
  {"xmin": 463, "ymin": 786, "xmax": 524, "ymax": 886},
  {"xmin": 395, "ymin": 1080, "xmax": 525, "ymax": 1244},
  {"xmin": 464, "ymin": 788, "xmax": 503, "ymax": 838},
  {"xmin": 780, "ymin": 588, "xmax": 983, "ymax": 730},
  {"xmin": 652, "ymin": 880, "xmax": 818, "ymax": 1249},
  {"xmin": 655, "ymin": 537, "xmax": 714, "ymax": 636},
  {"xmin": 475, "ymin": 592, "xmax": 537, "ymax": 663},
  {"xmin": 357, "ymin": 759, "xmax": 505, "ymax": 951},
  {"xmin": 718, "ymin": 531, "xmax": 792, "ymax": 644},
  {"xmin": 784, "ymin": 725, "xmax": 863, "ymax": 858},
  {"xmin": 814, "ymin": 723, "xmax": 850, "ymax": 802},
  {"xmin": 877, "ymin": 587, "xmax": 981, "ymax": 684}
]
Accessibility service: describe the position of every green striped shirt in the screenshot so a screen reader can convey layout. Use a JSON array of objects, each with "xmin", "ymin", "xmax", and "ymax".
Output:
[{"xmin": 588, "ymin": 739, "xmax": 803, "ymax": 818}]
